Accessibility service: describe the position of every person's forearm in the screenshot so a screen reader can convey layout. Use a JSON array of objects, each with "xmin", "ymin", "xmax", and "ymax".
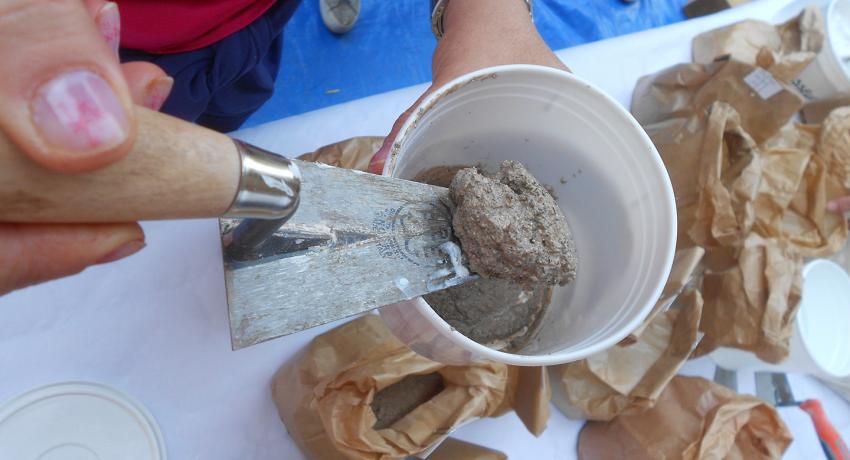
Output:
[
  {"xmin": 444, "ymin": 0, "xmax": 534, "ymax": 39},
  {"xmin": 434, "ymin": 0, "xmax": 565, "ymax": 80},
  {"xmin": 368, "ymin": 0, "xmax": 565, "ymax": 173}
]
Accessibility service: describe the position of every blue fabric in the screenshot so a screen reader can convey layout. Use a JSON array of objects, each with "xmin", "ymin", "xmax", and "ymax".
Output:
[
  {"xmin": 122, "ymin": 0, "xmax": 689, "ymax": 131},
  {"xmin": 120, "ymin": 0, "xmax": 302, "ymax": 132},
  {"xmin": 244, "ymin": 0, "xmax": 689, "ymax": 127}
]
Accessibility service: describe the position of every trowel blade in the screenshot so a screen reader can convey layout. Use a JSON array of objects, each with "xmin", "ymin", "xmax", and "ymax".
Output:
[{"xmin": 221, "ymin": 159, "xmax": 474, "ymax": 349}]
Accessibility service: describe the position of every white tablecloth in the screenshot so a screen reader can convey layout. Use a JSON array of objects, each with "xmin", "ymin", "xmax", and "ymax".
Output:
[{"xmin": 2, "ymin": 0, "xmax": 847, "ymax": 458}]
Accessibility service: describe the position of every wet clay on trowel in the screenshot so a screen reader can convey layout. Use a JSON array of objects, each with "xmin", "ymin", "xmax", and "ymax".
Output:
[
  {"xmin": 450, "ymin": 160, "xmax": 578, "ymax": 288},
  {"xmin": 414, "ymin": 165, "xmax": 558, "ymax": 352},
  {"xmin": 370, "ymin": 372, "xmax": 445, "ymax": 429}
]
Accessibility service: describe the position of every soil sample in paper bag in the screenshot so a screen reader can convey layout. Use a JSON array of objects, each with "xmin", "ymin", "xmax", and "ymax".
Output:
[{"xmin": 578, "ymin": 376, "xmax": 792, "ymax": 460}]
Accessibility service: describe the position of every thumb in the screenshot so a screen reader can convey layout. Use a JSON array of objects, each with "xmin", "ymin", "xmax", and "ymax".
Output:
[
  {"xmin": 827, "ymin": 196, "xmax": 850, "ymax": 215},
  {"xmin": 368, "ymin": 88, "xmax": 434, "ymax": 174},
  {"xmin": 0, "ymin": 0, "xmax": 135, "ymax": 173},
  {"xmin": 0, "ymin": 223, "xmax": 145, "ymax": 295}
]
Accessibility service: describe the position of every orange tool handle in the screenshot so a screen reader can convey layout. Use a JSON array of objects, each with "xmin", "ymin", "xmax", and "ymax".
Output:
[{"xmin": 800, "ymin": 399, "xmax": 850, "ymax": 460}]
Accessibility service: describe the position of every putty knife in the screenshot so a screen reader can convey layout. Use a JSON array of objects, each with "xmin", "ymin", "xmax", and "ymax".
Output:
[
  {"xmin": 0, "ymin": 107, "xmax": 476, "ymax": 349},
  {"xmin": 755, "ymin": 372, "xmax": 849, "ymax": 460}
]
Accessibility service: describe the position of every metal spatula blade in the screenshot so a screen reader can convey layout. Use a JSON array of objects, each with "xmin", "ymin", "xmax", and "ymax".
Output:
[{"xmin": 220, "ymin": 160, "xmax": 475, "ymax": 349}]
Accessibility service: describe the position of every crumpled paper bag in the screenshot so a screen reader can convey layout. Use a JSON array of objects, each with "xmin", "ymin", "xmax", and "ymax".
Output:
[
  {"xmin": 577, "ymin": 376, "xmax": 792, "ymax": 460},
  {"xmin": 510, "ymin": 365, "xmax": 551, "ymax": 436},
  {"xmin": 686, "ymin": 102, "xmax": 761, "ymax": 255},
  {"xmin": 692, "ymin": 7, "xmax": 824, "ymax": 82},
  {"xmin": 767, "ymin": 119, "xmax": 849, "ymax": 257},
  {"xmin": 688, "ymin": 110, "xmax": 849, "ymax": 361},
  {"xmin": 632, "ymin": 45, "xmax": 850, "ymax": 361},
  {"xmin": 550, "ymin": 289, "xmax": 703, "ymax": 421},
  {"xmin": 694, "ymin": 234, "xmax": 803, "ymax": 362},
  {"xmin": 802, "ymin": 95, "xmax": 850, "ymax": 124},
  {"xmin": 820, "ymin": 107, "xmax": 850, "ymax": 190},
  {"xmin": 297, "ymin": 136, "xmax": 385, "ymax": 170},
  {"xmin": 272, "ymin": 315, "xmax": 516, "ymax": 460},
  {"xmin": 427, "ymin": 438, "xmax": 507, "ymax": 460},
  {"xmin": 632, "ymin": 59, "xmax": 805, "ymax": 145}
]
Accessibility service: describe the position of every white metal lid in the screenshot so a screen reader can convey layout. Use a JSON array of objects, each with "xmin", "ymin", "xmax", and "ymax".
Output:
[{"xmin": 0, "ymin": 381, "xmax": 166, "ymax": 460}]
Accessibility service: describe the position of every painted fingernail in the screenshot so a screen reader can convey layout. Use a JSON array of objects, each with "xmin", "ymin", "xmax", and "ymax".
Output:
[
  {"xmin": 827, "ymin": 201, "xmax": 839, "ymax": 212},
  {"xmin": 143, "ymin": 76, "xmax": 173, "ymax": 110},
  {"xmin": 31, "ymin": 70, "xmax": 129, "ymax": 154},
  {"xmin": 96, "ymin": 240, "xmax": 145, "ymax": 265},
  {"xmin": 97, "ymin": 2, "xmax": 121, "ymax": 56}
]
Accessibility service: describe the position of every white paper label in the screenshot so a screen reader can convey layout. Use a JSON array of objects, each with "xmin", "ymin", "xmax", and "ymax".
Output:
[{"xmin": 744, "ymin": 68, "xmax": 783, "ymax": 100}]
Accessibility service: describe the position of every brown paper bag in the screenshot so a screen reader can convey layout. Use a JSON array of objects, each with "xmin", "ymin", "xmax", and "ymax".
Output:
[
  {"xmin": 634, "ymin": 64, "xmax": 805, "ymax": 260},
  {"xmin": 633, "ymin": 59, "xmax": 805, "ymax": 145},
  {"xmin": 820, "ymin": 106, "xmax": 850, "ymax": 190},
  {"xmin": 551, "ymin": 290, "xmax": 703, "ymax": 421},
  {"xmin": 695, "ymin": 235, "xmax": 803, "ymax": 362},
  {"xmin": 633, "ymin": 53, "xmax": 849, "ymax": 359},
  {"xmin": 780, "ymin": 126, "xmax": 848, "ymax": 257},
  {"xmin": 753, "ymin": 122, "xmax": 817, "ymax": 241},
  {"xmin": 686, "ymin": 102, "xmax": 761, "ymax": 253},
  {"xmin": 577, "ymin": 376, "xmax": 792, "ymax": 460},
  {"xmin": 802, "ymin": 95, "xmax": 850, "ymax": 124},
  {"xmin": 427, "ymin": 438, "xmax": 507, "ymax": 460},
  {"xmin": 272, "ymin": 315, "xmax": 515, "ymax": 460},
  {"xmin": 692, "ymin": 7, "xmax": 824, "ymax": 82},
  {"xmin": 510, "ymin": 365, "xmax": 551, "ymax": 436},
  {"xmin": 297, "ymin": 136, "xmax": 385, "ymax": 170}
]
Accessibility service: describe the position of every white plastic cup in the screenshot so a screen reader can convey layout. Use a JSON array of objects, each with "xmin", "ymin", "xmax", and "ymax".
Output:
[
  {"xmin": 792, "ymin": 0, "xmax": 850, "ymax": 101},
  {"xmin": 378, "ymin": 65, "xmax": 677, "ymax": 366},
  {"xmin": 711, "ymin": 259, "xmax": 850, "ymax": 379}
]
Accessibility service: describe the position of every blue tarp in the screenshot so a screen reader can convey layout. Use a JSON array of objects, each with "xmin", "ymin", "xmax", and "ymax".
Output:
[{"xmin": 244, "ymin": 0, "xmax": 689, "ymax": 127}]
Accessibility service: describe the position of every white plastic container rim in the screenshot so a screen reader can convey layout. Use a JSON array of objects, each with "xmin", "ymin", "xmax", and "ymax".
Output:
[
  {"xmin": 796, "ymin": 259, "xmax": 850, "ymax": 378},
  {"xmin": 0, "ymin": 381, "xmax": 167, "ymax": 459},
  {"xmin": 793, "ymin": 0, "xmax": 850, "ymax": 100},
  {"xmin": 381, "ymin": 64, "xmax": 677, "ymax": 366}
]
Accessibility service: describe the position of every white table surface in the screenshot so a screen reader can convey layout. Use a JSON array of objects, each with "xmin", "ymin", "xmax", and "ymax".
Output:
[{"xmin": 2, "ymin": 0, "xmax": 847, "ymax": 458}]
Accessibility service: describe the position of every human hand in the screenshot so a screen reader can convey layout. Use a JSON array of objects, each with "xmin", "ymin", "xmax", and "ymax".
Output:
[
  {"xmin": 0, "ymin": 1, "xmax": 173, "ymax": 295},
  {"xmin": 828, "ymin": 197, "xmax": 850, "ymax": 216},
  {"xmin": 368, "ymin": 0, "xmax": 567, "ymax": 174}
]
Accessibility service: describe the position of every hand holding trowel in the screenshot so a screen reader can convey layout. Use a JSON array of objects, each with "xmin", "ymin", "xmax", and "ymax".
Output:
[{"xmin": 0, "ymin": 107, "xmax": 476, "ymax": 348}]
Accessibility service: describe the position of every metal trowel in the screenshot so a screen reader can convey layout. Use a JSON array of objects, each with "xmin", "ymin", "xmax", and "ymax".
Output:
[{"xmin": 0, "ymin": 107, "xmax": 475, "ymax": 349}]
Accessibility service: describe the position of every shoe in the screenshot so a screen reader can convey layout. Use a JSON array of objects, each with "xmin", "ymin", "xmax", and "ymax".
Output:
[{"xmin": 320, "ymin": 0, "xmax": 360, "ymax": 34}]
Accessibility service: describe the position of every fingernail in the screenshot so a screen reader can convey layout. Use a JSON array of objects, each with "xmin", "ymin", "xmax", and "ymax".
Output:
[
  {"xmin": 32, "ymin": 70, "xmax": 129, "ymax": 154},
  {"xmin": 96, "ymin": 240, "xmax": 145, "ymax": 265},
  {"xmin": 97, "ymin": 2, "xmax": 121, "ymax": 56},
  {"xmin": 143, "ymin": 76, "xmax": 173, "ymax": 110},
  {"xmin": 827, "ymin": 201, "xmax": 839, "ymax": 212}
]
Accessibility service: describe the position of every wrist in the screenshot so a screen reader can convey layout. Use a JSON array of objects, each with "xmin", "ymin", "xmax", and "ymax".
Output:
[
  {"xmin": 430, "ymin": 0, "xmax": 566, "ymax": 85},
  {"xmin": 437, "ymin": 0, "xmax": 532, "ymax": 38}
]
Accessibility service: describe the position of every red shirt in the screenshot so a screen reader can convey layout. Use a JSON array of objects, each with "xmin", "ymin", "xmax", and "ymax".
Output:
[{"xmin": 117, "ymin": 0, "xmax": 277, "ymax": 54}]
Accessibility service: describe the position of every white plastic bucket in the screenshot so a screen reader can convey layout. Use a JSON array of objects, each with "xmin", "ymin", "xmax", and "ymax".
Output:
[
  {"xmin": 378, "ymin": 65, "xmax": 677, "ymax": 366},
  {"xmin": 793, "ymin": 0, "xmax": 850, "ymax": 100},
  {"xmin": 711, "ymin": 259, "xmax": 850, "ymax": 379}
]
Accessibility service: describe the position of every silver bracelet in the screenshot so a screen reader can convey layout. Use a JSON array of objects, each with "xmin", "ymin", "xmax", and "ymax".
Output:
[{"xmin": 430, "ymin": 0, "xmax": 533, "ymax": 39}]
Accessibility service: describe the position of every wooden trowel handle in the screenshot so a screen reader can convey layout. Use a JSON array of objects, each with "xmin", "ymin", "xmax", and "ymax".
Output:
[{"xmin": 0, "ymin": 107, "xmax": 241, "ymax": 223}]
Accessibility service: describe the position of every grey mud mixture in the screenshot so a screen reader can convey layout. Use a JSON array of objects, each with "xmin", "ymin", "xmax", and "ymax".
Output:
[
  {"xmin": 370, "ymin": 372, "xmax": 445, "ymax": 429},
  {"xmin": 424, "ymin": 277, "xmax": 553, "ymax": 351},
  {"xmin": 414, "ymin": 162, "xmax": 576, "ymax": 352},
  {"xmin": 450, "ymin": 161, "xmax": 577, "ymax": 288}
]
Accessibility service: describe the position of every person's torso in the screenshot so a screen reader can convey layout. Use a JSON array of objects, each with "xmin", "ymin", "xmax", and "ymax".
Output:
[{"xmin": 117, "ymin": 0, "xmax": 277, "ymax": 53}]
